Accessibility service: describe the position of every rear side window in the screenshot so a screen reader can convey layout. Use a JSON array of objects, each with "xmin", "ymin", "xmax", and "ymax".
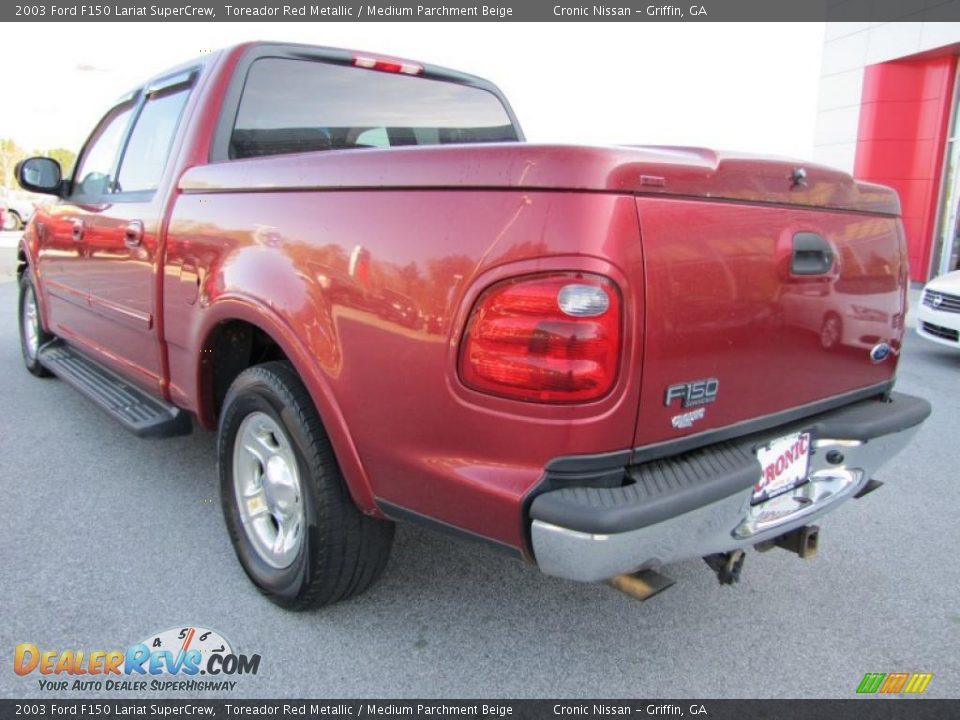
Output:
[
  {"xmin": 117, "ymin": 87, "xmax": 190, "ymax": 193},
  {"xmin": 72, "ymin": 104, "xmax": 134, "ymax": 198},
  {"xmin": 230, "ymin": 58, "xmax": 518, "ymax": 160}
]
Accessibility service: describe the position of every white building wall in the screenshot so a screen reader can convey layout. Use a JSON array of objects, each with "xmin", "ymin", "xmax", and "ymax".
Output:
[{"xmin": 814, "ymin": 22, "xmax": 960, "ymax": 173}]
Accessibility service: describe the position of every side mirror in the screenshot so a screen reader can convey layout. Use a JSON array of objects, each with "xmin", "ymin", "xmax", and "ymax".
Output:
[{"xmin": 16, "ymin": 157, "xmax": 63, "ymax": 196}]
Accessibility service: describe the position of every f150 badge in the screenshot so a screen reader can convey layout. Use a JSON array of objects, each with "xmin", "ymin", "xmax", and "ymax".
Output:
[{"xmin": 664, "ymin": 378, "xmax": 720, "ymax": 408}]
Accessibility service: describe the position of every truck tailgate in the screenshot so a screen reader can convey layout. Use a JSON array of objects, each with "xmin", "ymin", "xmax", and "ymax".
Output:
[{"xmin": 634, "ymin": 196, "xmax": 906, "ymax": 451}]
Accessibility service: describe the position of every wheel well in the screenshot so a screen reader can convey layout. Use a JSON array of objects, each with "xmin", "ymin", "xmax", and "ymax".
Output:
[{"xmin": 204, "ymin": 320, "xmax": 290, "ymax": 421}]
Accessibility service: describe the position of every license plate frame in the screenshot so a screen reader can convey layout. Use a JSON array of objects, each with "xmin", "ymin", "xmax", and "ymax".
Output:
[{"xmin": 752, "ymin": 431, "xmax": 811, "ymax": 505}]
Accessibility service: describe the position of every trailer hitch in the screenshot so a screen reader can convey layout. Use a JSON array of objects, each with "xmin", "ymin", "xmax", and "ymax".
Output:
[{"xmin": 754, "ymin": 524, "xmax": 820, "ymax": 559}]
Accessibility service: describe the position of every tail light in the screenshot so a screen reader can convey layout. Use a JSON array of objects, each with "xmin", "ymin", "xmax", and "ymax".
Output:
[{"xmin": 459, "ymin": 273, "xmax": 622, "ymax": 403}]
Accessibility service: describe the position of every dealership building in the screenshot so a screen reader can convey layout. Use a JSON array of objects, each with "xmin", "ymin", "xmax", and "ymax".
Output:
[{"xmin": 814, "ymin": 21, "xmax": 960, "ymax": 282}]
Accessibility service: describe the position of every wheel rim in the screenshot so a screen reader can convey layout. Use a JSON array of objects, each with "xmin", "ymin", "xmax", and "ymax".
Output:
[
  {"xmin": 22, "ymin": 285, "xmax": 40, "ymax": 361},
  {"xmin": 232, "ymin": 411, "xmax": 305, "ymax": 569},
  {"xmin": 821, "ymin": 317, "xmax": 840, "ymax": 348}
]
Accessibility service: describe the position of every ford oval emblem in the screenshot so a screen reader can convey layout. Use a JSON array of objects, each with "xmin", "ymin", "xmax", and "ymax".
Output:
[{"xmin": 870, "ymin": 343, "xmax": 892, "ymax": 363}]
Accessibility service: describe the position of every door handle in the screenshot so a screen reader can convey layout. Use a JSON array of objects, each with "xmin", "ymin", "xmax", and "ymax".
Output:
[
  {"xmin": 124, "ymin": 220, "xmax": 144, "ymax": 248},
  {"xmin": 71, "ymin": 218, "xmax": 84, "ymax": 242},
  {"xmin": 791, "ymin": 232, "xmax": 834, "ymax": 275}
]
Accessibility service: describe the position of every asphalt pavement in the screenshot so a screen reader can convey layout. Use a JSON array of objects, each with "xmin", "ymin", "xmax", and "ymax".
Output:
[{"xmin": 1, "ymin": 230, "xmax": 957, "ymax": 698}]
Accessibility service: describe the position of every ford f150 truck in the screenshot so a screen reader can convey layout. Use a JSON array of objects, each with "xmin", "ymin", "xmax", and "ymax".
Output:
[{"xmin": 15, "ymin": 42, "xmax": 931, "ymax": 609}]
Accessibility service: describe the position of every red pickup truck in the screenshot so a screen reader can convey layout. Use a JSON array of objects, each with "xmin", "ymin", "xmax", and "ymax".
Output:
[{"xmin": 15, "ymin": 42, "xmax": 930, "ymax": 608}]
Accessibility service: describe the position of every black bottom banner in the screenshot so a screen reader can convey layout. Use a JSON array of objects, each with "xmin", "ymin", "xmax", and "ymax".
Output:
[{"xmin": 2, "ymin": 700, "xmax": 958, "ymax": 720}]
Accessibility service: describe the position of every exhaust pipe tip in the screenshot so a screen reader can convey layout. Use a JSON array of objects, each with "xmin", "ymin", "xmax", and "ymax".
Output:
[{"xmin": 607, "ymin": 569, "xmax": 675, "ymax": 601}]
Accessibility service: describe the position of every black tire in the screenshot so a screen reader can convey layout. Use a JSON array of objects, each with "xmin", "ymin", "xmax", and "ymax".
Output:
[
  {"xmin": 218, "ymin": 361, "xmax": 394, "ymax": 609},
  {"xmin": 18, "ymin": 272, "xmax": 53, "ymax": 377},
  {"xmin": 8, "ymin": 211, "xmax": 24, "ymax": 232}
]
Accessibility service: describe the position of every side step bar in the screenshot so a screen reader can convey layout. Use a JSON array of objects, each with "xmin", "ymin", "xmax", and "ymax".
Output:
[{"xmin": 38, "ymin": 340, "xmax": 192, "ymax": 439}]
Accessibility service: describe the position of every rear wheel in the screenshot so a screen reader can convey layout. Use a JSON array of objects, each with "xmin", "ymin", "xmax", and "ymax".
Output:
[
  {"xmin": 18, "ymin": 273, "xmax": 52, "ymax": 377},
  {"xmin": 218, "ymin": 361, "xmax": 394, "ymax": 609}
]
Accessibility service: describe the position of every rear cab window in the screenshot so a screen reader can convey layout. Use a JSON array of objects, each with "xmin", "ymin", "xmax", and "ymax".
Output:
[{"xmin": 228, "ymin": 57, "xmax": 519, "ymax": 160}]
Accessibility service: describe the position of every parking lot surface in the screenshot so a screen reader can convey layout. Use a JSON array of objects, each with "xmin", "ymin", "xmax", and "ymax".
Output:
[{"xmin": 1, "ymin": 237, "xmax": 957, "ymax": 698}]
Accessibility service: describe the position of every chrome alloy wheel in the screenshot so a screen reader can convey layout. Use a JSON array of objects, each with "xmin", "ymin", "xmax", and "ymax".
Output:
[
  {"xmin": 22, "ymin": 284, "xmax": 40, "ymax": 361},
  {"xmin": 232, "ymin": 411, "xmax": 305, "ymax": 569}
]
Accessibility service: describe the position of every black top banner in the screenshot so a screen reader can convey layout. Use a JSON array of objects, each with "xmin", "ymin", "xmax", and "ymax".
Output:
[{"xmin": 6, "ymin": 0, "xmax": 960, "ymax": 22}]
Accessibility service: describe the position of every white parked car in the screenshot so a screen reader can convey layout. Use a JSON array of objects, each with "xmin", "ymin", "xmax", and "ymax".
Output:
[
  {"xmin": 0, "ymin": 189, "xmax": 40, "ymax": 231},
  {"xmin": 916, "ymin": 271, "xmax": 960, "ymax": 348},
  {"xmin": 780, "ymin": 274, "xmax": 901, "ymax": 351}
]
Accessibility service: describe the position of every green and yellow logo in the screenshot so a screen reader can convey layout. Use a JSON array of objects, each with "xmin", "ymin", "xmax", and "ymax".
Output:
[{"xmin": 856, "ymin": 672, "xmax": 933, "ymax": 694}]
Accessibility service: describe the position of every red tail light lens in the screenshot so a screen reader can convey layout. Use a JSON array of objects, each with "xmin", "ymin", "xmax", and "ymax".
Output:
[{"xmin": 459, "ymin": 273, "xmax": 622, "ymax": 403}]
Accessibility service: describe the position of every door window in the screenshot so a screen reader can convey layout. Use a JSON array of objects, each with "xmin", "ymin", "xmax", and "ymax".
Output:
[
  {"xmin": 116, "ymin": 88, "xmax": 190, "ymax": 193},
  {"xmin": 71, "ymin": 104, "xmax": 134, "ymax": 199}
]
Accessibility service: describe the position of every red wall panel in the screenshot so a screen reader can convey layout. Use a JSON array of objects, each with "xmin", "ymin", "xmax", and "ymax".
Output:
[{"xmin": 854, "ymin": 54, "xmax": 956, "ymax": 282}]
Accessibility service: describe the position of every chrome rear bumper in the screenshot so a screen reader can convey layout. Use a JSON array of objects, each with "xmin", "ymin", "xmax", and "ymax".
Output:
[{"xmin": 530, "ymin": 393, "xmax": 929, "ymax": 583}]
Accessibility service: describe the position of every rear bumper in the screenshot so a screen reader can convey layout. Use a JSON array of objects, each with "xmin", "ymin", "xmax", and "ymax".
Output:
[{"xmin": 530, "ymin": 392, "xmax": 930, "ymax": 582}]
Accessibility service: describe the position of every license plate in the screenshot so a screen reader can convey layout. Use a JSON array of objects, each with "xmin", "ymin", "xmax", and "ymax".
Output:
[{"xmin": 753, "ymin": 431, "xmax": 811, "ymax": 504}]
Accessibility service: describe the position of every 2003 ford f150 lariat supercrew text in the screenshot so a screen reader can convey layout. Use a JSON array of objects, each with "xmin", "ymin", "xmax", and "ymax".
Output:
[{"xmin": 15, "ymin": 42, "xmax": 931, "ymax": 608}]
